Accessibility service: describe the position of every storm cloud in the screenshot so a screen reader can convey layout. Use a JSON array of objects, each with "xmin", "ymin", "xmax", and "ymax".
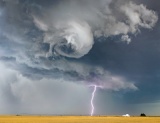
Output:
[{"xmin": 0, "ymin": 0, "xmax": 159, "ymax": 115}]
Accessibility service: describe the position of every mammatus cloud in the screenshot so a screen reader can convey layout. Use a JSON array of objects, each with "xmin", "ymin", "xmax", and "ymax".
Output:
[{"xmin": 0, "ymin": 0, "xmax": 158, "ymax": 91}]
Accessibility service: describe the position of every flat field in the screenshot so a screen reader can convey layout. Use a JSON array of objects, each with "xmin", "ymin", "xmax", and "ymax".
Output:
[{"xmin": 0, "ymin": 116, "xmax": 160, "ymax": 123}]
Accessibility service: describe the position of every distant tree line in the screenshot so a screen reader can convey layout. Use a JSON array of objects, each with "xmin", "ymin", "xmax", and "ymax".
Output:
[{"xmin": 140, "ymin": 113, "xmax": 146, "ymax": 117}]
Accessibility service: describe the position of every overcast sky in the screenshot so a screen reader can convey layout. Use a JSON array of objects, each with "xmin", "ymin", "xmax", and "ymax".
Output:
[{"xmin": 0, "ymin": 0, "xmax": 160, "ymax": 116}]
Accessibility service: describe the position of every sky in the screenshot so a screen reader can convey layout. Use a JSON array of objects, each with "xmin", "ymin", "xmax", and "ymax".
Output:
[{"xmin": 0, "ymin": 0, "xmax": 160, "ymax": 116}]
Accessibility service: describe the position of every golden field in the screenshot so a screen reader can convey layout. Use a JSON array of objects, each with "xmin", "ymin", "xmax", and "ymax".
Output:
[{"xmin": 0, "ymin": 116, "xmax": 160, "ymax": 123}]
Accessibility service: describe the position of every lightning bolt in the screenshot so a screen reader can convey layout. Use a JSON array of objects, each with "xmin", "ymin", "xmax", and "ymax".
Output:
[
  {"xmin": 90, "ymin": 85, "xmax": 102, "ymax": 116},
  {"xmin": 90, "ymin": 85, "xmax": 97, "ymax": 116}
]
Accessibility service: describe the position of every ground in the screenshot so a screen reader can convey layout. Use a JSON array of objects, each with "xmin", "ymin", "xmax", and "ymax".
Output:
[{"xmin": 0, "ymin": 116, "xmax": 160, "ymax": 123}]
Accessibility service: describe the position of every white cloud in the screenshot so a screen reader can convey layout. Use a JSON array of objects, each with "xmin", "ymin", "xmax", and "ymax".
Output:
[
  {"xmin": 121, "ymin": 35, "xmax": 131, "ymax": 44},
  {"xmin": 120, "ymin": 1, "xmax": 158, "ymax": 32},
  {"xmin": 32, "ymin": 0, "xmax": 158, "ymax": 59}
]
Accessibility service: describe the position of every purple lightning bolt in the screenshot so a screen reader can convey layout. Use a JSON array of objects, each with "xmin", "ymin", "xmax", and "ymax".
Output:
[
  {"xmin": 90, "ymin": 85, "xmax": 97, "ymax": 116},
  {"xmin": 89, "ymin": 85, "xmax": 102, "ymax": 116}
]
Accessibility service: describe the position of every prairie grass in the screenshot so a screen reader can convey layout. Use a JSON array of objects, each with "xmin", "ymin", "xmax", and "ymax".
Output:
[{"xmin": 0, "ymin": 116, "xmax": 160, "ymax": 123}]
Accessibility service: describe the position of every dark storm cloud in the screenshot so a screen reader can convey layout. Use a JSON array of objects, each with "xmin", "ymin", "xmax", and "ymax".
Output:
[
  {"xmin": 0, "ymin": 0, "xmax": 159, "ymax": 114},
  {"xmin": 1, "ymin": 0, "xmax": 156, "ymax": 90},
  {"xmin": 83, "ymin": 1, "xmax": 160, "ymax": 103},
  {"xmin": 88, "ymin": 28, "xmax": 160, "ymax": 103}
]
